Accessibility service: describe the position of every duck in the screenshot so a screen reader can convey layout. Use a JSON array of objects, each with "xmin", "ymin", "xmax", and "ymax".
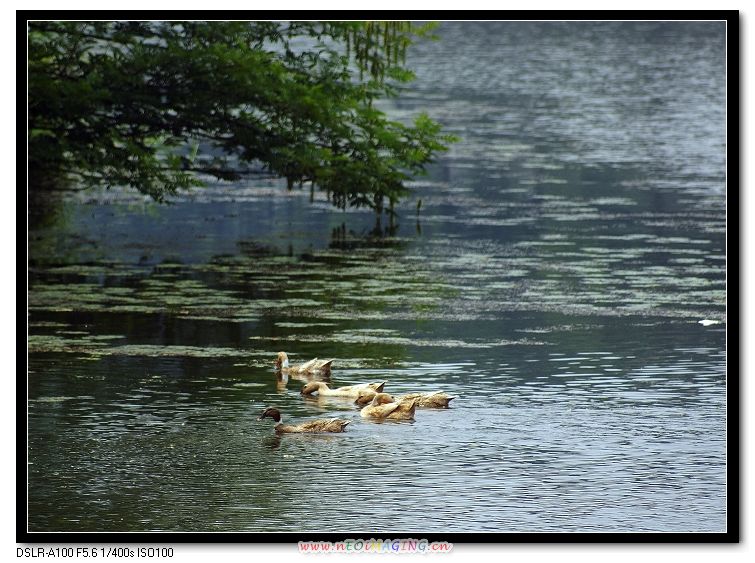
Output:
[
  {"xmin": 300, "ymin": 380, "xmax": 386, "ymax": 398},
  {"xmin": 258, "ymin": 407, "xmax": 350, "ymax": 434},
  {"xmin": 275, "ymin": 352, "xmax": 334, "ymax": 376},
  {"xmin": 354, "ymin": 389, "xmax": 454, "ymax": 408},
  {"xmin": 360, "ymin": 393, "xmax": 417, "ymax": 420},
  {"xmin": 397, "ymin": 391, "xmax": 455, "ymax": 408}
]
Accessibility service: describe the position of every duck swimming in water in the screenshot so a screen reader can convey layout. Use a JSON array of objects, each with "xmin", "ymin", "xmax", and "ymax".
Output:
[
  {"xmin": 258, "ymin": 407, "xmax": 350, "ymax": 434},
  {"xmin": 360, "ymin": 393, "xmax": 417, "ymax": 420},
  {"xmin": 397, "ymin": 391, "xmax": 455, "ymax": 408},
  {"xmin": 354, "ymin": 389, "xmax": 454, "ymax": 408},
  {"xmin": 275, "ymin": 352, "xmax": 334, "ymax": 376},
  {"xmin": 300, "ymin": 380, "xmax": 386, "ymax": 398}
]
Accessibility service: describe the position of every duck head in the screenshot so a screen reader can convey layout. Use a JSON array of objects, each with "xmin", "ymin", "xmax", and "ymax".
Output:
[
  {"xmin": 300, "ymin": 381, "xmax": 325, "ymax": 395},
  {"xmin": 371, "ymin": 392, "xmax": 396, "ymax": 406},
  {"xmin": 354, "ymin": 388, "xmax": 378, "ymax": 405},
  {"xmin": 258, "ymin": 407, "xmax": 282, "ymax": 422},
  {"xmin": 275, "ymin": 351, "xmax": 289, "ymax": 370}
]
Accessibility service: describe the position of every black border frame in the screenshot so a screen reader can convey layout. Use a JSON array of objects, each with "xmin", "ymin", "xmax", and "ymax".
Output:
[{"xmin": 19, "ymin": 9, "xmax": 739, "ymax": 544}]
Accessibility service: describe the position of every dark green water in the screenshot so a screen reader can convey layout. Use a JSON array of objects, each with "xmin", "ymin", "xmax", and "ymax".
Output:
[{"xmin": 27, "ymin": 22, "xmax": 727, "ymax": 533}]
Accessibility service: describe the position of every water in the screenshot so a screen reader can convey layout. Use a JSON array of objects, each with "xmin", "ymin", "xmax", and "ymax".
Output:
[{"xmin": 27, "ymin": 22, "xmax": 727, "ymax": 533}]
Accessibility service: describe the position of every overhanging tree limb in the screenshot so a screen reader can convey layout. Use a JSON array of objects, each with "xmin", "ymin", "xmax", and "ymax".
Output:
[{"xmin": 28, "ymin": 21, "xmax": 457, "ymax": 213}]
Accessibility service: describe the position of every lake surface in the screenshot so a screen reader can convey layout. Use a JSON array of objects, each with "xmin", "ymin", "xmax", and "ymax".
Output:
[{"xmin": 27, "ymin": 21, "xmax": 727, "ymax": 533}]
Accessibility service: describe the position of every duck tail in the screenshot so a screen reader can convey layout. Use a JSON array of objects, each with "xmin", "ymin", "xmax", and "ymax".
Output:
[{"xmin": 408, "ymin": 399, "xmax": 418, "ymax": 416}]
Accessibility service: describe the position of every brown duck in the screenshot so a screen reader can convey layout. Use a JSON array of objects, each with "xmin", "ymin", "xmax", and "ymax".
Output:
[
  {"xmin": 355, "ymin": 389, "xmax": 454, "ymax": 408},
  {"xmin": 360, "ymin": 393, "xmax": 417, "ymax": 420},
  {"xmin": 258, "ymin": 407, "xmax": 350, "ymax": 434},
  {"xmin": 397, "ymin": 391, "xmax": 455, "ymax": 408}
]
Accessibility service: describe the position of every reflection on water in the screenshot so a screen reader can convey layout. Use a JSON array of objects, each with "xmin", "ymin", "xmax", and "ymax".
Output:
[{"xmin": 27, "ymin": 22, "xmax": 726, "ymax": 533}]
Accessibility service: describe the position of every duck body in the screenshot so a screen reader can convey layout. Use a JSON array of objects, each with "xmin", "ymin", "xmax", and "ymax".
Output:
[
  {"xmin": 276, "ymin": 352, "xmax": 334, "ymax": 376},
  {"xmin": 398, "ymin": 391, "xmax": 455, "ymax": 408},
  {"xmin": 355, "ymin": 389, "xmax": 454, "ymax": 408},
  {"xmin": 258, "ymin": 407, "xmax": 350, "ymax": 434},
  {"xmin": 301, "ymin": 381, "xmax": 386, "ymax": 398},
  {"xmin": 360, "ymin": 393, "xmax": 417, "ymax": 420}
]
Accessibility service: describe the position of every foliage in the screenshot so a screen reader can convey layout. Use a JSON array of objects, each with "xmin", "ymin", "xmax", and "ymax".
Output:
[{"xmin": 28, "ymin": 21, "xmax": 456, "ymax": 213}]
